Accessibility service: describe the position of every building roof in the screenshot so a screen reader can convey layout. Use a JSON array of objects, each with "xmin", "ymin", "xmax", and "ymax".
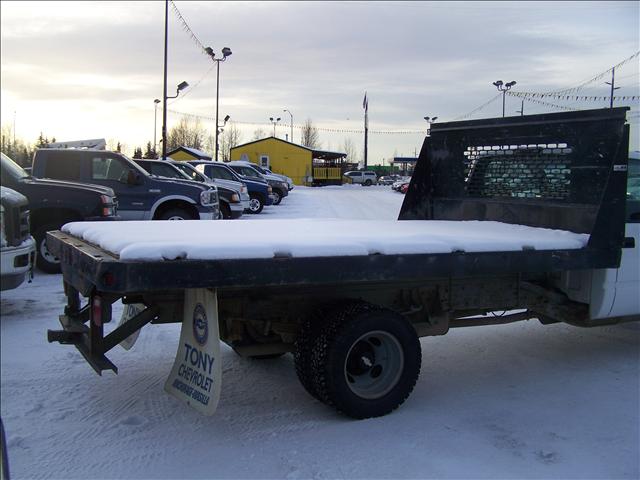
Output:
[
  {"xmin": 312, "ymin": 149, "xmax": 347, "ymax": 161},
  {"xmin": 167, "ymin": 146, "xmax": 212, "ymax": 160},
  {"xmin": 231, "ymin": 136, "xmax": 313, "ymax": 153},
  {"xmin": 392, "ymin": 157, "xmax": 418, "ymax": 164}
]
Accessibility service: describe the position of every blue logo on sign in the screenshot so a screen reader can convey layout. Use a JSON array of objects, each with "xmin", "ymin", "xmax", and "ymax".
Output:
[{"xmin": 192, "ymin": 303, "xmax": 208, "ymax": 346}]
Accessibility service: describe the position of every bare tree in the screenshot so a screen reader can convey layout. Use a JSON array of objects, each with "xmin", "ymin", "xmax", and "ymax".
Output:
[
  {"xmin": 341, "ymin": 138, "xmax": 358, "ymax": 163},
  {"xmin": 300, "ymin": 119, "xmax": 320, "ymax": 149},
  {"xmin": 167, "ymin": 116, "xmax": 206, "ymax": 152},
  {"xmin": 219, "ymin": 122, "xmax": 242, "ymax": 162},
  {"xmin": 252, "ymin": 128, "xmax": 267, "ymax": 141},
  {"xmin": 0, "ymin": 124, "xmax": 34, "ymax": 167}
]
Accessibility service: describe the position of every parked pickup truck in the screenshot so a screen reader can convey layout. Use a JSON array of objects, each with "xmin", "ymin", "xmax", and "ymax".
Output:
[
  {"xmin": 46, "ymin": 108, "xmax": 638, "ymax": 419},
  {"xmin": 32, "ymin": 149, "xmax": 219, "ymax": 221},
  {"xmin": 227, "ymin": 160, "xmax": 289, "ymax": 205},
  {"xmin": 1, "ymin": 152, "xmax": 118, "ymax": 273},
  {"xmin": 189, "ymin": 161, "xmax": 274, "ymax": 214},
  {"xmin": 166, "ymin": 160, "xmax": 250, "ymax": 219},
  {"xmin": 1, "ymin": 186, "xmax": 36, "ymax": 290}
]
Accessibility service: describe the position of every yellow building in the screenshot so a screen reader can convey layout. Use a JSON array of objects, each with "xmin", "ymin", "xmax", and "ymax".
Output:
[
  {"xmin": 230, "ymin": 137, "xmax": 349, "ymax": 186},
  {"xmin": 167, "ymin": 146, "xmax": 212, "ymax": 161}
]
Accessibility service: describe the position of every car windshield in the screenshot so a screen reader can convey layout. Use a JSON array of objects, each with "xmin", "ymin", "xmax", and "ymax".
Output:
[
  {"xmin": 233, "ymin": 166, "xmax": 261, "ymax": 178},
  {"xmin": 1, "ymin": 152, "xmax": 29, "ymax": 180},
  {"xmin": 173, "ymin": 163, "xmax": 206, "ymax": 182}
]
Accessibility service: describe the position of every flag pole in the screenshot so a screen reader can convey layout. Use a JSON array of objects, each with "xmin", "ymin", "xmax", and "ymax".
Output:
[{"xmin": 363, "ymin": 92, "xmax": 368, "ymax": 170}]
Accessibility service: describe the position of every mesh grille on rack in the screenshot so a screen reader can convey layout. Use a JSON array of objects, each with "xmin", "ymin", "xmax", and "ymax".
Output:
[{"xmin": 462, "ymin": 143, "xmax": 573, "ymax": 200}]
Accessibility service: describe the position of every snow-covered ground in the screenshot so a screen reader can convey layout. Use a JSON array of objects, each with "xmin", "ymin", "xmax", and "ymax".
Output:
[{"xmin": 1, "ymin": 185, "xmax": 639, "ymax": 479}]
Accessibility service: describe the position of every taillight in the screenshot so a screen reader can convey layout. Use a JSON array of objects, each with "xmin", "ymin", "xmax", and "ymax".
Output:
[{"xmin": 92, "ymin": 296, "xmax": 103, "ymax": 327}]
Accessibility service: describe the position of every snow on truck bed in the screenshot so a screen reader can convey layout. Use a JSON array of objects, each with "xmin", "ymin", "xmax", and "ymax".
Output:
[{"xmin": 61, "ymin": 219, "xmax": 590, "ymax": 262}]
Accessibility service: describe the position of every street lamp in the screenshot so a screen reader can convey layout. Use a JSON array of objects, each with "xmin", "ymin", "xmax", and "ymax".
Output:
[
  {"xmin": 217, "ymin": 115, "xmax": 230, "ymax": 160},
  {"xmin": 493, "ymin": 80, "xmax": 516, "ymax": 118},
  {"xmin": 161, "ymin": 81, "xmax": 188, "ymax": 158},
  {"xmin": 283, "ymin": 109, "xmax": 293, "ymax": 142},
  {"xmin": 205, "ymin": 46, "xmax": 233, "ymax": 162},
  {"xmin": 424, "ymin": 116, "xmax": 438, "ymax": 135},
  {"xmin": 153, "ymin": 99, "xmax": 161, "ymax": 153},
  {"xmin": 269, "ymin": 117, "xmax": 281, "ymax": 137}
]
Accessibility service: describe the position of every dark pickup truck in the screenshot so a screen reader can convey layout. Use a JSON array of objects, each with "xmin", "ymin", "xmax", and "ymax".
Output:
[
  {"xmin": 32, "ymin": 149, "xmax": 219, "ymax": 221},
  {"xmin": 1, "ymin": 152, "xmax": 118, "ymax": 273},
  {"xmin": 45, "ymin": 108, "xmax": 639, "ymax": 419}
]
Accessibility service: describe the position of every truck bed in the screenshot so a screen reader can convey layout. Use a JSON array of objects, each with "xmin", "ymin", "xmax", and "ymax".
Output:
[{"xmin": 48, "ymin": 219, "xmax": 608, "ymax": 296}]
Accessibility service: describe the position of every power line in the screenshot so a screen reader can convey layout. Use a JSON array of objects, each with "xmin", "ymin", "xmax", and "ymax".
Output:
[{"xmin": 453, "ymin": 94, "xmax": 502, "ymax": 121}]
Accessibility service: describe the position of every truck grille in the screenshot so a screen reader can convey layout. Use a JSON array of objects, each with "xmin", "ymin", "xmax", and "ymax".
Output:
[{"xmin": 5, "ymin": 204, "xmax": 31, "ymax": 247}]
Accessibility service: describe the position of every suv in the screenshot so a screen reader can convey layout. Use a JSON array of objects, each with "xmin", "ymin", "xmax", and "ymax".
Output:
[
  {"xmin": 1, "ymin": 186, "xmax": 36, "ymax": 290},
  {"xmin": 190, "ymin": 161, "xmax": 274, "ymax": 214},
  {"xmin": 32, "ymin": 149, "xmax": 219, "ymax": 221},
  {"xmin": 227, "ymin": 161, "xmax": 289, "ymax": 205},
  {"xmin": 343, "ymin": 170, "xmax": 378, "ymax": 186},
  {"xmin": 1, "ymin": 152, "xmax": 118, "ymax": 273}
]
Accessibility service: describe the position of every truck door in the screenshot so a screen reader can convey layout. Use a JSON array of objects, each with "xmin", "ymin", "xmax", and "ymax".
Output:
[
  {"xmin": 89, "ymin": 154, "xmax": 150, "ymax": 220},
  {"xmin": 590, "ymin": 154, "xmax": 640, "ymax": 319}
]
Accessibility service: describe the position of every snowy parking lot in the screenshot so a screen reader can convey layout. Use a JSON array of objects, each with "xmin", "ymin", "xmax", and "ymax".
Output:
[{"xmin": 1, "ymin": 185, "xmax": 639, "ymax": 479}]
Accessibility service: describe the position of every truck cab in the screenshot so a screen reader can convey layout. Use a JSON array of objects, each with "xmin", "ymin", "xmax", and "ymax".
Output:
[{"xmin": 32, "ymin": 149, "xmax": 219, "ymax": 221}]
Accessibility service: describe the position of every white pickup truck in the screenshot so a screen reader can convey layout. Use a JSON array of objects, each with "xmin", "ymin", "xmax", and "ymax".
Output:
[
  {"xmin": 0, "ymin": 186, "xmax": 35, "ymax": 291},
  {"xmin": 45, "ymin": 108, "xmax": 639, "ymax": 419}
]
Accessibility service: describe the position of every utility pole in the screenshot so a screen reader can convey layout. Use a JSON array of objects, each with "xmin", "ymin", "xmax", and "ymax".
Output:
[
  {"xmin": 161, "ymin": 0, "xmax": 168, "ymax": 159},
  {"xmin": 516, "ymin": 99, "xmax": 524, "ymax": 116},
  {"xmin": 605, "ymin": 67, "xmax": 620, "ymax": 109}
]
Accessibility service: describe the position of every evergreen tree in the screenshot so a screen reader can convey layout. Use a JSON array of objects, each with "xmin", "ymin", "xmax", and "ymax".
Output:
[
  {"xmin": 143, "ymin": 141, "xmax": 157, "ymax": 159},
  {"xmin": 133, "ymin": 147, "xmax": 143, "ymax": 159}
]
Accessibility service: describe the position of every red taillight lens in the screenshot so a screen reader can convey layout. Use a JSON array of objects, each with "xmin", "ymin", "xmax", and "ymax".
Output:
[{"xmin": 92, "ymin": 296, "xmax": 102, "ymax": 327}]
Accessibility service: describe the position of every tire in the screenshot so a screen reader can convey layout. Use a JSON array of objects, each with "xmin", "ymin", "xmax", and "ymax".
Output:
[
  {"xmin": 248, "ymin": 194, "xmax": 264, "ymax": 214},
  {"xmin": 220, "ymin": 202, "xmax": 232, "ymax": 219},
  {"xmin": 157, "ymin": 208, "xmax": 195, "ymax": 220},
  {"xmin": 272, "ymin": 190, "xmax": 282, "ymax": 206},
  {"xmin": 363, "ymin": 179, "xmax": 372, "ymax": 186},
  {"xmin": 309, "ymin": 302, "xmax": 421, "ymax": 419},
  {"xmin": 34, "ymin": 224, "xmax": 62, "ymax": 274}
]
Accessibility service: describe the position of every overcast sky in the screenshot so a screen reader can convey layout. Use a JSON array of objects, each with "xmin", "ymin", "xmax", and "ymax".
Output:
[{"xmin": 1, "ymin": 1, "xmax": 638, "ymax": 161}]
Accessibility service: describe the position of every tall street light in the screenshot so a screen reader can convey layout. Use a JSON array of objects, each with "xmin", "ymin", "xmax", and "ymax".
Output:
[
  {"xmin": 283, "ymin": 109, "xmax": 293, "ymax": 142},
  {"xmin": 270, "ymin": 117, "xmax": 281, "ymax": 137},
  {"xmin": 424, "ymin": 116, "xmax": 438, "ymax": 136},
  {"xmin": 205, "ymin": 46, "xmax": 232, "ymax": 162},
  {"xmin": 493, "ymin": 80, "xmax": 516, "ymax": 118},
  {"xmin": 153, "ymin": 98, "xmax": 161, "ymax": 153},
  {"xmin": 162, "ymin": 81, "xmax": 189, "ymax": 158}
]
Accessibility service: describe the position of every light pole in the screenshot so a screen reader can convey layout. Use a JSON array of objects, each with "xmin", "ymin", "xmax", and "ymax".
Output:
[
  {"xmin": 218, "ymin": 115, "xmax": 230, "ymax": 160},
  {"xmin": 162, "ymin": 81, "xmax": 189, "ymax": 158},
  {"xmin": 424, "ymin": 116, "xmax": 438, "ymax": 135},
  {"xmin": 493, "ymin": 80, "xmax": 516, "ymax": 118},
  {"xmin": 205, "ymin": 46, "xmax": 232, "ymax": 162},
  {"xmin": 270, "ymin": 117, "xmax": 281, "ymax": 137},
  {"xmin": 153, "ymin": 98, "xmax": 160, "ymax": 153},
  {"xmin": 283, "ymin": 109, "xmax": 293, "ymax": 142}
]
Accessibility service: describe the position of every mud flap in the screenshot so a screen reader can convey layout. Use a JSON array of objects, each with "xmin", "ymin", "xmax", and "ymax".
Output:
[
  {"xmin": 164, "ymin": 288, "xmax": 222, "ymax": 416},
  {"xmin": 118, "ymin": 303, "xmax": 145, "ymax": 350}
]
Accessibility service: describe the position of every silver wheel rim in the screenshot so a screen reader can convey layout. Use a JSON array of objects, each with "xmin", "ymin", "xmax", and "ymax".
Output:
[
  {"xmin": 343, "ymin": 330, "xmax": 404, "ymax": 399},
  {"xmin": 166, "ymin": 215, "xmax": 185, "ymax": 220},
  {"xmin": 249, "ymin": 198, "xmax": 261, "ymax": 212},
  {"xmin": 274, "ymin": 192, "xmax": 281, "ymax": 203},
  {"xmin": 40, "ymin": 238, "xmax": 60, "ymax": 264}
]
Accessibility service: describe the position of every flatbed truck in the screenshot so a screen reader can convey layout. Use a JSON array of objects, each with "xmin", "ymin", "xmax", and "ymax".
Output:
[{"xmin": 46, "ymin": 108, "xmax": 639, "ymax": 418}]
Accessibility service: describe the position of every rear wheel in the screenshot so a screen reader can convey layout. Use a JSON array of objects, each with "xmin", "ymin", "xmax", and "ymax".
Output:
[
  {"xmin": 34, "ymin": 224, "xmax": 61, "ymax": 274},
  {"xmin": 157, "ymin": 208, "xmax": 195, "ymax": 220},
  {"xmin": 307, "ymin": 302, "xmax": 421, "ymax": 419},
  {"xmin": 363, "ymin": 179, "xmax": 372, "ymax": 186},
  {"xmin": 248, "ymin": 194, "xmax": 264, "ymax": 214}
]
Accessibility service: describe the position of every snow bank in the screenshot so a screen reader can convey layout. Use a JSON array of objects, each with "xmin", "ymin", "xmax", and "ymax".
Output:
[{"xmin": 62, "ymin": 219, "xmax": 590, "ymax": 261}]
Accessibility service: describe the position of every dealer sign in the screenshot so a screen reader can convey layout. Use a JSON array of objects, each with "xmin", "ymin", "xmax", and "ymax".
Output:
[{"xmin": 164, "ymin": 288, "xmax": 222, "ymax": 415}]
